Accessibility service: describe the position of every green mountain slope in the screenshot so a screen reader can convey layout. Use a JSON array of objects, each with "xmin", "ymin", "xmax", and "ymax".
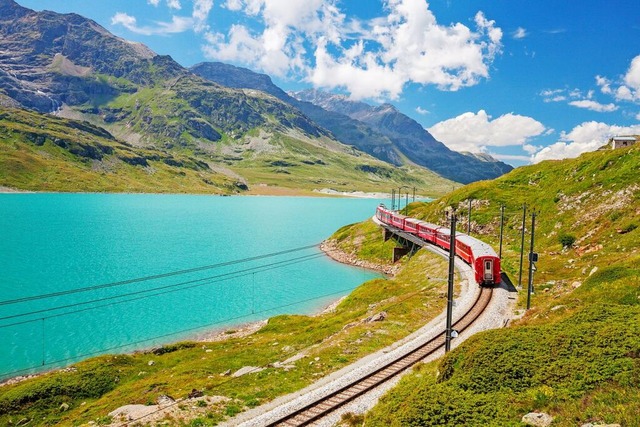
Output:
[
  {"xmin": 366, "ymin": 145, "xmax": 640, "ymax": 426},
  {"xmin": 0, "ymin": 0, "xmax": 459, "ymax": 194},
  {"xmin": 0, "ymin": 106, "xmax": 454, "ymax": 195},
  {"xmin": 0, "ymin": 107, "xmax": 242, "ymax": 193}
]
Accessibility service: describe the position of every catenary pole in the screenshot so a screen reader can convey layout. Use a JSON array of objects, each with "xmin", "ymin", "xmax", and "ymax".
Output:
[
  {"xmin": 499, "ymin": 204, "xmax": 505, "ymax": 259},
  {"xmin": 445, "ymin": 210, "xmax": 457, "ymax": 352},
  {"xmin": 518, "ymin": 203, "xmax": 527, "ymax": 289},
  {"xmin": 527, "ymin": 211, "xmax": 536, "ymax": 309}
]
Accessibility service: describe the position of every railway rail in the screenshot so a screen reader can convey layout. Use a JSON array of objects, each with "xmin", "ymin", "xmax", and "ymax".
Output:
[{"xmin": 265, "ymin": 285, "xmax": 494, "ymax": 426}]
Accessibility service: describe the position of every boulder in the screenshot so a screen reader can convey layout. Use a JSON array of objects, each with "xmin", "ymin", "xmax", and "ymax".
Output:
[{"xmin": 522, "ymin": 412, "xmax": 553, "ymax": 427}]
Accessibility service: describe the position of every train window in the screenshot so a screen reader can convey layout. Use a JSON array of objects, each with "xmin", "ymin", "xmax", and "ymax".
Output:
[{"xmin": 484, "ymin": 260, "xmax": 493, "ymax": 280}]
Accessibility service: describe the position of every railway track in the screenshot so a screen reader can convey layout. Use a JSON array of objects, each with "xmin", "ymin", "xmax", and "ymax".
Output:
[{"xmin": 265, "ymin": 285, "xmax": 494, "ymax": 426}]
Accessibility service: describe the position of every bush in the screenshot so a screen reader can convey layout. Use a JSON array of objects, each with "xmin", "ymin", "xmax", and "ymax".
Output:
[{"xmin": 558, "ymin": 232, "xmax": 576, "ymax": 248}]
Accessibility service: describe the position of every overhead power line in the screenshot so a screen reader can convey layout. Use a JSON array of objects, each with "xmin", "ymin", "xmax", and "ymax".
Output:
[
  {"xmin": 0, "ymin": 243, "xmax": 320, "ymax": 307},
  {"xmin": 0, "ymin": 252, "xmax": 325, "ymax": 326}
]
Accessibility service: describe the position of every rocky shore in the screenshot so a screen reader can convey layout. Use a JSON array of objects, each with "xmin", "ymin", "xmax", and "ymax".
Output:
[{"xmin": 320, "ymin": 239, "xmax": 399, "ymax": 276}]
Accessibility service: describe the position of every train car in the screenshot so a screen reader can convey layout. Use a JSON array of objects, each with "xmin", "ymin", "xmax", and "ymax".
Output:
[
  {"xmin": 416, "ymin": 222, "xmax": 440, "ymax": 245},
  {"xmin": 456, "ymin": 234, "xmax": 501, "ymax": 285},
  {"xmin": 434, "ymin": 227, "xmax": 452, "ymax": 251},
  {"xmin": 453, "ymin": 233, "xmax": 474, "ymax": 264},
  {"xmin": 389, "ymin": 211, "xmax": 407, "ymax": 229},
  {"xmin": 376, "ymin": 205, "xmax": 392, "ymax": 224},
  {"xmin": 403, "ymin": 218, "xmax": 421, "ymax": 234}
]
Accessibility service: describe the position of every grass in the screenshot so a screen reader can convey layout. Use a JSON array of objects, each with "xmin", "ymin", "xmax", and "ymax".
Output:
[{"xmin": 364, "ymin": 145, "xmax": 640, "ymax": 426}]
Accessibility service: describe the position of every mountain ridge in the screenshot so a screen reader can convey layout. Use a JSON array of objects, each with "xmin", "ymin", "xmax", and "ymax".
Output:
[{"xmin": 190, "ymin": 62, "xmax": 513, "ymax": 184}]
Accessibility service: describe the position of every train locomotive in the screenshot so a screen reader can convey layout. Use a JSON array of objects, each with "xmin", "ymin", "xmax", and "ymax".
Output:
[{"xmin": 375, "ymin": 205, "xmax": 501, "ymax": 286}]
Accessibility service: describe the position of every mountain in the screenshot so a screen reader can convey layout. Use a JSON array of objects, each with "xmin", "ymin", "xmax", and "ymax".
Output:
[
  {"xmin": 190, "ymin": 62, "xmax": 513, "ymax": 184},
  {"xmin": 293, "ymin": 89, "xmax": 514, "ymax": 184},
  {"xmin": 0, "ymin": 0, "xmax": 454, "ymax": 194},
  {"xmin": 190, "ymin": 62, "xmax": 403, "ymax": 166}
]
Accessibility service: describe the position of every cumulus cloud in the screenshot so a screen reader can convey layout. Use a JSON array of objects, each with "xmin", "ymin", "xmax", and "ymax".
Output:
[
  {"xmin": 427, "ymin": 110, "xmax": 546, "ymax": 153},
  {"xmin": 568, "ymin": 100, "xmax": 618, "ymax": 112},
  {"xmin": 593, "ymin": 54, "xmax": 640, "ymax": 102},
  {"xmin": 111, "ymin": 12, "xmax": 193, "ymax": 35},
  {"xmin": 113, "ymin": 0, "xmax": 212, "ymax": 35},
  {"xmin": 415, "ymin": 106, "xmax": 429, "ymax": 115},
  {"xmin": 204, "ymin": 0, "xmax": 502, "ymax": 99},
  {"xmin": 531, "ymin": 121, "xmax": 640, "ymax": 163}
]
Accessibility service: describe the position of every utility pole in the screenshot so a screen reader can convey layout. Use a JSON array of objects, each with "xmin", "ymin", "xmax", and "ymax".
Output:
[
  {"xmin": 518, "ymin": 203, "xmax": 527, "ymax": 290},
  {"xmin": 527, "ymin": 211, "xmax": 537, "ymax": 310},
  {"xmin": 445, "ymin": 210, "xmax": 457, "ymax": 353},
  {"xmin": 391, "ymin": 188, "xmax": 395, "ymax": 210},
  {"xmin": 405, "ymin": 191, "xmax": 408, "ymax": 214},
  {"xmin": 467, "ymin": 199, "xmax": 472, "ymax": 234},
  {"xmin": 412, "ymin": 187, "xmax": 416, "ymax": 202},
  {"xmin": 499, "ymin": 204, "xmax": 505, "ymax": 259}
]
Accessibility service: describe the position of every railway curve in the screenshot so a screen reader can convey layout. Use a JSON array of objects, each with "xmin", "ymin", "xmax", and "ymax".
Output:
[{"xmin": 228, "ymin": 217, "xmax": 515, "ymax": 427}]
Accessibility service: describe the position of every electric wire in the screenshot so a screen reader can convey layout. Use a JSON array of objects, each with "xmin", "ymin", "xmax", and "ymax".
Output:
[
  {"xmin": 0, "ymin": 282, "xmax": 363, "ymax": 380},
  {"xmin": 0, "ymin": 243, "xmax": 320, "ymax": 307},
  {"xmin": 0, "ymin": 252, "xmax": 326, "ymax": 328},
  {"xmin": 115, "ymin": 279, "xmax": 436, "ymax": 427}
]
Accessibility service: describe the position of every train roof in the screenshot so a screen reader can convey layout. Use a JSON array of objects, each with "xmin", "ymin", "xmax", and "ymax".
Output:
[{"xmin": 456, "ymin": 233, "xmax": 498, "ymax": 257}]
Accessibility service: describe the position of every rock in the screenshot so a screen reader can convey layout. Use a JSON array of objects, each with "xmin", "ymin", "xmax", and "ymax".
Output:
[
  {"xmin": 522, "ymin": 412, "xmax": 553, "ymax": 427},
  {"xmin": 232, "ymin": 366, "xmax": 265, "ymax": 377},
  {"xmin": 59, "ymin": 402, "xmax": 70, "ymax": 411},
  {"xmin": 157, "ymin": 395, "xmax": 175, "ymax": 406},
  {"xmin": 148, "ymin": 360, "xmax": 155, "ymax": 366},
  {"xmin": 220, "ymin": 369, "xmax": 231, "ymax": 376},
  {"xmin": 572, "ymin": 281, "xmax": 582, "ymax": 289},
  {"xmin": 188, "ymin": 389, "xmax": 204, "ymax": 399},
  {"xmin": 589, "ymin": 266, "xmax": 598, "ymax": 276},
  {"xmin": 366, "ymin": 311, "xmax": 388, "ymax": 322}
]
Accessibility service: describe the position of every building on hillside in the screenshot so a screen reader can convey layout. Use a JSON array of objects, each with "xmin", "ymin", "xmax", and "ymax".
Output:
[{"xmin": 609, "ymin": 135, "xmax": 639, "ymax": 149}]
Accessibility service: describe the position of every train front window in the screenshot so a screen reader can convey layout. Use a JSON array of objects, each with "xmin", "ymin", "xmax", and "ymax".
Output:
[{"xmin": 484, "ymin": 260, "xmax": 493, "ymax": 280}]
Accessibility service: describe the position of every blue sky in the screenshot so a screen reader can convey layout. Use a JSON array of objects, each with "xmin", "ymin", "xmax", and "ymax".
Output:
[{"xmin": 17, "ymin": 0, "xmax": 640, "ymax": 166}]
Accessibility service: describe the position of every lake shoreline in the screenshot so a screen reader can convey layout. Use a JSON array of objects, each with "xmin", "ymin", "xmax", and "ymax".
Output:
[
  {"xmin": 0, "ymin": 185, "xmax": 393, "ymax": 199},
  {"xmin": 0, "ymin": 227, "xmax": 381, "ymax": 388}
]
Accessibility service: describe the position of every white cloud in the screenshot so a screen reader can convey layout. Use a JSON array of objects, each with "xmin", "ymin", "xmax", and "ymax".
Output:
[
  {"xmin": 593, "ymin": 54, "xmax": 640, "ymax": 102},
  {"xmin": 111, "ymin": 12, "xmax": 193, "ymax": 35},
  {"xmin": 596, "ymin": 75, "xmax": 612, "ymax": 94},
  {"xmin": 415, "ymin": 106, "xmax": 429, "ymax": 115},
  {"xmin": 624, "ymin": 54, "xmax": 640, "ymax": 92},
  {"xmin": 512, "ymin": 27, "xmax": 527, "ymax": 39},
  {"xmin": 203, "ymin": 0, "xmax": 502, "ymax": 99},
  {"xmin": 636, "ymin": 112, "xmax": 640, "ymax": 120},
  {"xmin": 531, "ymin": 121, "xmax": 640, "ymax": 163},
  {"xmin": 428, "ymin": 110, "xmax": 546, "ymax": 153},
  {"xmin": 205, "ymin": 0, "xmax": 345, "ymax": 77},
  {"xmin": 492, "ymin": 153, "xmax": 532, "ymax": 163},
  {"xmin": 568, "ymin": 100, "xmax": 618, "ymax": 112},
  {"xmin": 192, "ymin": 0, "xmax": 213, "ymax": 32}
]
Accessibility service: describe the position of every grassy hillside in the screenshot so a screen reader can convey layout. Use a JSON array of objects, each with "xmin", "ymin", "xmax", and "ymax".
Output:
[
  {"xmin": 0, "ymin": 107, "xmax": 239, "ymax": 193},
  {"xmin": 365, "ymin": 145, "xmax": 640, "ymax": 426},
  {"xmin": 0, "ymin": 106, "xmax": 455, "ymax": 196}
]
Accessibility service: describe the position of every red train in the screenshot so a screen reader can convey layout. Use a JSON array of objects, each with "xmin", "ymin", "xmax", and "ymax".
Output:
[{"xmin": 376, "ymin": 205, "xmax": 501, "ymax": 286}]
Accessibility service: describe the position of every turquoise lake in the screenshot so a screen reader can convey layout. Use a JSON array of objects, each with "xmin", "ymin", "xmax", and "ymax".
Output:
[{"xmin": 0, "ymin": 193, "xmax": 388, "ymax": 380}]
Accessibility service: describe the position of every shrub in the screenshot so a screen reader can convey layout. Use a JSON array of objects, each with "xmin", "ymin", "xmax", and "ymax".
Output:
[{"xmin": 558, "ymin": 232, "xmax": 576, "ymax": 248}]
